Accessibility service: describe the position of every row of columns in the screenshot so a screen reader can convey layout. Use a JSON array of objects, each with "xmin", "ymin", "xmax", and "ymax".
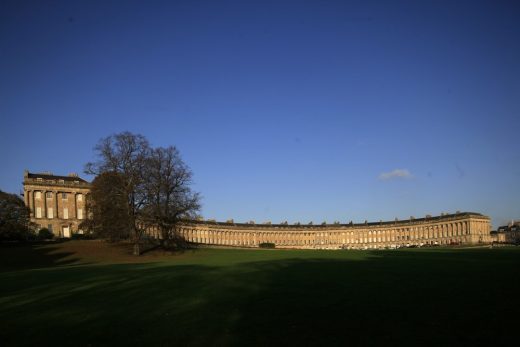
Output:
[
  {"xmin": 25, "ymin": 189, "xmax": 85, "ymax": 220},
  {"xmin": 172, "ymin": 219, "xmax": 490, "ymax": 248}
]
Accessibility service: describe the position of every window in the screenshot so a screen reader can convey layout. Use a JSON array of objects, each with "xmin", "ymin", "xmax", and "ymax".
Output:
[
  {"xmin": 37, "ymin": 177, "xmax": 43, "ymax": 181},
  {"xmin": 48, "ymin": 224, "xmax": 53, "ymax": 232},
  {"xmin": 59, "ymin": 179, "xmax": 65, "ymax": 184},
  {"xmin": 35, "ymin": 191, "xmax": 41, "ymax": 199},
  {"xmin": 77, "ymin": 194, "xmax": 83, "ymax": 202},
  {"xmin": 77, "ymin": 208, "xmax": 83, "ymax": 220},
  {"xmin": 46, "ymin": 192, "xmax": 52, "ymax": 199},
  {"xmin": 63, "ymin": 208, "xmax": 68, "ymax": 219},
  {"xmin": 62, "ymin": 193, "xmax": 67, "ymax": 200},
  {"xmin": 36, "ymin": 207, "xmax": 42, "ymax": 218},
  {"xmin": 47, "ymin": 208, "xmax": 53, "ymax": 219}
]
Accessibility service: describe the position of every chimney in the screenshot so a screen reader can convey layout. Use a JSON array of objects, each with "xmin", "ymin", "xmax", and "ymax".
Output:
[{"xmin": 68, "ymin": 173, "xmax": 78, "ymax": 177}]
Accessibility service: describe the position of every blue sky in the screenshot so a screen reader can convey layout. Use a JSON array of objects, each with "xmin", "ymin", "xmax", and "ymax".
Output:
[{"xmin": 1, "ymin": 0, "xmax": 519, "ymax": 227}]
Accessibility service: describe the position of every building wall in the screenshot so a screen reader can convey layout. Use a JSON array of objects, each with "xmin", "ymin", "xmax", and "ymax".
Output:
[
  {"xmin": 23, "ymin": 173, "xmax": 91, "ymax": 237},
  {"xmin": 494, "ymin": 222, "xmax": 520, "ymax": 244},
  {"xmin": 22, "ymin": 172, "xmax": 492, "ymax": 245},
  {"xmin": 172, "ymin": 214, "xmax": 492, "ymax": 249}
]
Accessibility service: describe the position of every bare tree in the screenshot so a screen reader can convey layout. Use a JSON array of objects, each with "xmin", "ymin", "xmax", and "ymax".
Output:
[
  {"xmin": 85, "ymin": 132, "xmax": 151, "ymax": 254},
  {"xmin": 85, "ymin": 132, "xmax": 200, "ymax": 253},
  {"xmin": 79, "ymin": 172, "xmax": 131, "ymax": 241},
  {"xmin": 142, "ymin": 146, "xmax": 201, "ymax": 248}
]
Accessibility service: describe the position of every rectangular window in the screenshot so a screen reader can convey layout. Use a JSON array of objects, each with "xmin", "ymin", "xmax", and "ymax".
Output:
[
  {"xmin": 35, "ymin": 191, "xmax": 41, "ymax": 199},
  {"xmin": 48, "ymin": 224, "xmax": 53, "ymax": 232},
  {"xmin": 63, "ymin": 208, "xmax": 68, "ymax": 219},
  {"xmin": 77, "ymin": 208, "xmax": 83, "ymax": 220},
  {"xmin": 77, "ymin": 194, "xmax": 83, "ymax": 202},
  {"xmin": 36, "ymin": 207, "xmax": 42, "ymax": 218},
  {"xmin": 47, "ymin": 208, "xmax": 53, "ymax": 219},
  {"xmin": 37, "ymin": 177, "xmax": 43, "ymax": 181},
  {"xmin": 62, "ymin": 193, "xmax": 67, "ymax": 200},
  {"xmin": 59, "ymin": 179, "xmax": 65, "ymax": 184}
]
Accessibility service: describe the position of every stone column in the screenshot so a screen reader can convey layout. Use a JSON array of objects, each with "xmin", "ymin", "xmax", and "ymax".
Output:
[
  {"xmin": 43, "ymin": 191, "xmax": 47, "ymax": 218},
  {"xmin": 28, "ymin": 190, "xmax": 33, "ymax": 217},
  {"xmin": 32, "ymin": 190, "xmax": 36, "ymax": 217},
  {"xmin": 74, "ymin": 192, "xmax": 78, "ymax": 219},
  {"xmin": 24, "ymin": 189, "xmax": 29, "ymax": 208},
  {"xmin": 55, "ymin": 191, "xmax": 59, "ymax": 219}
]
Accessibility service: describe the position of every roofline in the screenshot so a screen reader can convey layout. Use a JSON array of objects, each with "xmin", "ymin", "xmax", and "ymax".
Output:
[
  {"xmin": 185, "ymin": 212, "xmax": 489, "ymax": 229},
  {"xmin": 25, "ymin": 171, "xmax": 89, "ymax": 183}
]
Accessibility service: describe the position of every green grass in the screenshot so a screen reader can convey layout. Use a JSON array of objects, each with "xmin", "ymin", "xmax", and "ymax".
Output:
[{"xmin": 1, "ymin": 241, "xmax": 519, "ymax": 346}]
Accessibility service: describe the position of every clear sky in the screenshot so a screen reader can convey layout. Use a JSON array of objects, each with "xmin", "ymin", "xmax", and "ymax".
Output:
[{"xmin": 1, "ymin": 0, "xmax": 519, "ymax": 227}]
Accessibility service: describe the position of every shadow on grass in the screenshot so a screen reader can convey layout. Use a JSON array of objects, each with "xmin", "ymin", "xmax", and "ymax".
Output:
[
  {"xmin": 0, "ymin": 242, "xmax": 82, "ymax": 272},
  {"xmin": 0, "ymin": 248, "xmax": 519, "ymax": 346}
]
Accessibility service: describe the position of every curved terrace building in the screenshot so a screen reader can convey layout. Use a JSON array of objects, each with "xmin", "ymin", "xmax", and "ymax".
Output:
[
  {"xmin": 173, "ymin": 212, "xmax": 491, "ymax": 249},
  {"xmin": 23, "ymin": 172, "xmax": 492, "ymax": 248}
]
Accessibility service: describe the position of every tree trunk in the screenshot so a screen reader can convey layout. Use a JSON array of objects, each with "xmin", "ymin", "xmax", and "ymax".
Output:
[{"xmin": 133, "ymin": 242, "xmax": 140, "ymax": 256}]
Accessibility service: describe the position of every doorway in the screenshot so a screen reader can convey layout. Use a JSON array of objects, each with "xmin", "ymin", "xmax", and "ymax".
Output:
[{"xmin": 63, "ymin": 226, "xmax": 70, "ymax": 238}]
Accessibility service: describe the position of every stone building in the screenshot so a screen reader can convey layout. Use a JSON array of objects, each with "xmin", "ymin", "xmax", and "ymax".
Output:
[
  {"xmin": 21, "ymin": 171, "xmax": 492, "ymax": 246},
  {"xmin": 170, "ymin": 212, "xmax": 492, "ymax": 249},
  {"xmin": 491, "ymin": 221, "xmax": 520, "ymax": 244},
  {"xmin": 23, "ymin": 171, "xmax": 91, "ymax": 237}
]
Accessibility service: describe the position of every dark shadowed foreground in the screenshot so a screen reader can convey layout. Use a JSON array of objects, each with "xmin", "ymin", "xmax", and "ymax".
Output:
[{"xmin": 1, "ymin": 241, "xmax": 519, "ymax": 346}]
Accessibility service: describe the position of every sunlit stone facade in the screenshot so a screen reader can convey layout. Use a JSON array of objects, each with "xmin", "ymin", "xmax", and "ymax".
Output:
[
  {"xmin": 173, "ymin": 213, "xmax": 491, "ymax": 249},
  {"xmin": 23, "ymin": 171, "xmax": 91, "ymax": 237},
  {"xmin": 21, "ymin": 171, "xmax": 492, "ymax": 246}
]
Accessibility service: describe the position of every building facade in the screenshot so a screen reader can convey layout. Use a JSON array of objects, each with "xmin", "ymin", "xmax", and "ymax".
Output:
[
  {"xmin": 22, "ymin": 171, "xmax": 492, "ymax": 247},
  {"xmin": 169, "ymin": 212, "xmax": 492, "ymax": 249},
  {"xmin": 491, "ymin": 221, "xmax": 520, "ymax": 244},
  {"xmin": 23, "ymin": 171, "xmax": 91, "ymax": 237}
]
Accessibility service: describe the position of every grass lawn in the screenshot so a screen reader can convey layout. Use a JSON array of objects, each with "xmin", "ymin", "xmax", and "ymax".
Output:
[{"xmin": 1, "ymin": 241, "xmax": 519, "ymax": 346}]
